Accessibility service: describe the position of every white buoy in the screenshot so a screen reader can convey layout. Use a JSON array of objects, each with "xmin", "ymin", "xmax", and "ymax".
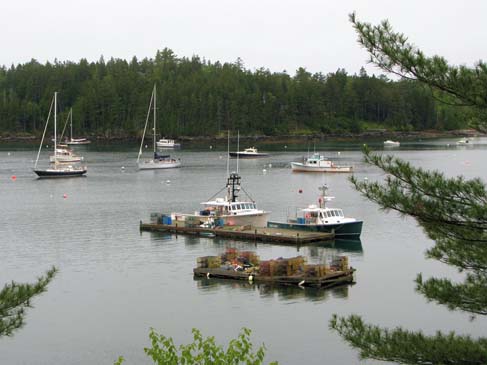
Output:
[
  {"xmin": 166, "ymin": 179, "xmax": 171, "ymax": 185},
  {"xmin": 284, "ymin": 145, "xmax": 288, "ymax": 149},
  {"xmin": 7, "ymin": 152, "xmax": 11, "ymax": 156},
  {"xmin": 338, "ymin": 151, "xmax": 341, "ymax": 155},
  {"xmin": 210, "ymin": 145, "xmax": 213, "ymax": 149},
  {"xmin": 268, "ymin": 163, "xmax": 272, "ymax": 168},
  {"xmin": 364, "ymin": 177, "xmax": 368, "ymax": 181},
  {"xmin": 219, "ymin": 155, "xmax": 223, "ymax": 159},
  {"xmin": 248, "ymin": 275, "xmax": 253, "ymax": 282},
  {"xmin": 262, "ymin": 169, "xmax": 267, "ymax": 174},
  {"xmin": 121, "ymin": 166, "xmax": 125, "ymax": 170},
  {"xmin": 145, "ymin": 144, "xmax": 148, "ymax": 149}
]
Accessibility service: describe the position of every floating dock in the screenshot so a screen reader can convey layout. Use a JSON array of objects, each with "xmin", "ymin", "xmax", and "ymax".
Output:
[
  {"xmin": 193, "ymin": 267, "xmax": 355, "ymax": 288},
  {"xmin": 139, "ymin": 222, "xmax": 335, "ymax": 244}
]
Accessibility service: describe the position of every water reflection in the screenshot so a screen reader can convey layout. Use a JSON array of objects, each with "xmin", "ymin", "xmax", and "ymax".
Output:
[{"xmin": 194, "ymin": 276, "xmax": 352, "ymax": 303}]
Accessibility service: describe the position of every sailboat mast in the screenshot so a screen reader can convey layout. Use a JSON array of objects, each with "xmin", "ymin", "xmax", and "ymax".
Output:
[
  {"xmin": 70, "ymin": 108, "xmax": 73, "ymax": 142},
  {"xmin": 153, "ymin": 84, "xmax": 156, "ymax": 153},
  {"xmin": 54, "ymin": 92, "xmax": 57, "ymax": 163},
  {"xmin": 35, "ymin": 96, "xmax": 54, "ymax": 168}
]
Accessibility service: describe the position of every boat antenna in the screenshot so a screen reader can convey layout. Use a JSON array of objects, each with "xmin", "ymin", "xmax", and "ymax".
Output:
[
  {"xmin": 35, "ymin": 95, "xmax": 55, "ymax": 168},
  {"xmin": 236, "ymin": 130, "xmax": 240, "ymax": 174},
  {"xmin": 318, "ymin": 184, "xmax": 329, "ymax": 208},
  {"xmin": 226, "ymin": 129, "xmax": 230, "ymax": 178},
  {"xmin": 137, "ymin": 87, "xmax": 155, "ymax": 163}
]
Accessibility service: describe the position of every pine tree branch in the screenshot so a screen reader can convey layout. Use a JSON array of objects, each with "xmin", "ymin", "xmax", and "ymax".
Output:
[
  {"xmin": 0, "ymin": 267, "xmax": 57, "ymax": 337},
  {"xmin": 330, "ymin": 314, "xmax": 487, "ymax": 365}
]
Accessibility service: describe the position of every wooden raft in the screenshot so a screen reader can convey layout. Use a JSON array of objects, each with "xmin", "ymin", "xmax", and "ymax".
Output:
[
  {"xmin": 193, "ymin": 267, "xmax": 355, "ymax": 288},
  {"xmin": 139, "ymin": 222, "xmax": 335, "ymax": 244}
]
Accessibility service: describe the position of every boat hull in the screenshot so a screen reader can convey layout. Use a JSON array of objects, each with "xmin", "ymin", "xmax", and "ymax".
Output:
[
  {"xmin": 267, "ymin": 220, "xmax": 362, "ymax": 238},
  {"xmin": 229, "ymin": 152, "xmax": 269, "ymax": 159},
  {"xmin": 221, "ymin": 212, "xmax": 270, "ymax": 228},
  {"xmin": 291, "ymin": 162, "xmax": 353, "ymax": 173},
  {"xmin": 138, "ymin": 159, "xmax": 182, "ymax": 170},
  {"xmin": 34, "ymin": 169, "xmax": 87, "ymax": 178}
]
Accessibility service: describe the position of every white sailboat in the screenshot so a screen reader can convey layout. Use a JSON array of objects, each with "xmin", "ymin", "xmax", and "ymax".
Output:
[
  {"xmin": 34, "ymin": 93, "xmax": 87, "ymax": 178},
  {"xmin": 137, "ymin": 85, "xmax": 181, "ymax": 170}
]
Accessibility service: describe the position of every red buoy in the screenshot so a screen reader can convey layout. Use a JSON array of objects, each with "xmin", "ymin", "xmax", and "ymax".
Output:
[
  {"xmin": 298, "ymin": 189, "xmax": 303, "ymax": 194},
  {"xmin": 11, "ymin": 175, "xmax": 16, "ymax": 181},
  {"xmin": 63, "ymin": 193, "xmax": 67, "ymax": 199}
]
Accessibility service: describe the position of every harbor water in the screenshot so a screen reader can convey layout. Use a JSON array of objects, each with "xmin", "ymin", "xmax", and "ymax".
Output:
[{"xmin": 1, "ymin": 138, "xmax": 486, "ymax": 364}]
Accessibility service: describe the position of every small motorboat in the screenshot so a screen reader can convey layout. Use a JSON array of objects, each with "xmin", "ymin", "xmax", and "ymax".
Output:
[
  {"xmin": 383, "ymin": 140, "xmax": 400, "ymax": 147},
  {"xmin": 229, "ymin": 147, "xmax": 269, "ymax": 159},
  {"xmin": 291, "ymin": 153, "xmax": 352, "ymax": 173}
]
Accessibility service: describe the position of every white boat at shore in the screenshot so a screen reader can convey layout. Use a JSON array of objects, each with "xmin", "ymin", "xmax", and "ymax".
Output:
[
  {"xmin": 383, "ymin": 140, "xmax": 400, "ymax": 147},
  {"xmin": 291, "ymin": 153, "xmax": 352, "ymax": 173},
  {"xmin": 229, "ymin": 147, "xmax": 269, "ymax": 159},
  {"xmin": 137, "ymin": 85, "xmax": 181, "ymax": 170},
  {"xmin": 456, "ymin": 138, "xmax": 471, "ymax": 145},
  {"xmin": 156, "ymin": 138, "xmax": 181, "ymax": 149}
]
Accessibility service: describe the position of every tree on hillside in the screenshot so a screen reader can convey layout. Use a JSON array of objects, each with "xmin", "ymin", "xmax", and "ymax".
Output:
[
  {"xmin": 349, "ymin": 12, "xmax": 487, "ymax": 130},
  {"xmin": 0, "ymin": 267, "xmax": 57, "ymax": 337},
  {"xmin": 330, "ymin": 14, "xmax": 487, "ymax": 365}
]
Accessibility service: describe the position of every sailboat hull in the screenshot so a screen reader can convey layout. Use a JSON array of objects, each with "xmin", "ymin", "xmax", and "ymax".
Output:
[
  {"xmin": 138, "ymin": 159, "xmax": 182, "ymax": 170},
  {"xmin": 34, "ymin": 169, "xmax": 87, "ymax": 178}
]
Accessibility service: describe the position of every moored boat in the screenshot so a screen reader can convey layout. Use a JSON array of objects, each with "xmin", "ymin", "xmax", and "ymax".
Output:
[
  {"xmin": 383, "ymin": 140, "xmax": 400, "ymax": 147},
  {"xmin": 34, "ymin": 92, "xmax": 87, "ymax": 178},
  {"xmin": 172, "ymin": 172, "xmax": 270, "ymax": 228},
  {"xmin": 156, "ymin": 138, "xmax": 181, "ymax": 149},
  {"xmin": 229, "ymin": 147, "xmax": 269, "ymax": 159},
  {"xmin": 137, "ymin": 85, "xmax": 181, "ymax": 170},
  {"xmin": 267, "ymin": 185, "xmax": 362, "ymax": 238},
  {"xmin": 291, "ymin": 153, "xmax": 352, "ymax": 173}
]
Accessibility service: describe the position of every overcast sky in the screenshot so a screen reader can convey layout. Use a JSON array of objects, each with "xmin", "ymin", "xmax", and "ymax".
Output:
[{"xmin": 2, "ymin": 0, "xmax": 486, "ymax": 76}]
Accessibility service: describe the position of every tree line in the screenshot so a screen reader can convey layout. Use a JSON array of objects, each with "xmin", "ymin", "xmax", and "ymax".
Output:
[{"xmin": 0, "ymin": 48, "xmax": 474, "ymax": 138}]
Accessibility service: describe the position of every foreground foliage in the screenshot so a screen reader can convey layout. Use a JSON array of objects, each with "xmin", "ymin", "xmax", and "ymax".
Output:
[
  {"xmin": 329, "ymin": 14, "xmax": 487, "ymax": 365},
  {"xmin": 115, "ymin": 327, "xmax": 277, "ymax": 365},
  {"xmin": 0, "ymin": 266, "xmax": 57, "ymax": 337}
]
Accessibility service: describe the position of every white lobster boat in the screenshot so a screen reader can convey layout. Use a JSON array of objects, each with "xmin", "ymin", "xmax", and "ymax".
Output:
[{"xmin": 291, "ymin": 153, "xmax": 352, "ymax": 173}]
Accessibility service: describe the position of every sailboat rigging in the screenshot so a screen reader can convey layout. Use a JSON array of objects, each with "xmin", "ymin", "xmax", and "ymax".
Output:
[
  {"xmin": 137, "ymin": 84, "xmax": 181, "ymax": 170},
  {"xmin": 34, "ymin": 92, "xmax": 87, "ymax": 178}
]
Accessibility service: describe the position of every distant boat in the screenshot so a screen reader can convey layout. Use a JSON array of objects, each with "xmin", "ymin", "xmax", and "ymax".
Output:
[
  {"xmin": 291, "ymin": 153, "xmax": 352, "ymax": 173},
  {"xmin": 229, "ymin": 147, "xmax": 269, "ymax": 159},
  {"xmin": 456, "ymin": 138, "xmax": 471, "ymax": 145},
  {"xmin": 267, "ymin": 185, "xmax": 363, "ymax": 238},
  {"xmin": 383, "ymin": 140, "xmax": 400, "ymax": 147},
  {"xmin": 137, "ymin": 85, "xmax": 181, "ymax": 170},
  {"xmin": 63, "ymin": 108, "xmax": 91, "ymax": 145},
  {"xmin": 34, "ymin": 92, "xmax": 87, "ymax": 178},
  {"xmin": 156, "ymin": 138, "xmax": 181, "ymax": 149},
  {"xmin": 49, "ymin": 147, "xmax": 83, "ymax": 163}
]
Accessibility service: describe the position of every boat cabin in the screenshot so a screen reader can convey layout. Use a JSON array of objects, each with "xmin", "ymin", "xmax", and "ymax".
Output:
[
  {"xmin": 304, "ymin": 154, "xmax": 334, "ymax": 168},
  {"xmin": 295, "ymin": 205, "xmax": 346, "ymax": 225}
]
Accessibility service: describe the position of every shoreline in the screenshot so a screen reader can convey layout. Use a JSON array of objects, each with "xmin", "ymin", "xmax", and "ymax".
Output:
[{"xmin": 0, "ymin": 129, "xmax": 483, "ymax": 144}]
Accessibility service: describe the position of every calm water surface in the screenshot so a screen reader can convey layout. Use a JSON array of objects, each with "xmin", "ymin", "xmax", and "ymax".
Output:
[{"xmin": 1, "ymin": 138, "xmax": 486, "ymax": 364}]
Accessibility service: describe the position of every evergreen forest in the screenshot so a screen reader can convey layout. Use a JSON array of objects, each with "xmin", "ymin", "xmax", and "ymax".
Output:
[{"xmin": 0, "ymin": 48, "xmax": 474, "ymax": 138}]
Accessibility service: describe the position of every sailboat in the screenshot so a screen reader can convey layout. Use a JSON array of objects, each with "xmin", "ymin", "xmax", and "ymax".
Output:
[
  {"xmin": 137, "ymin": 84, "xmax": 181, "ymax": 170},
  {"xmin": 48, "ymin": 108, "xmax": 84, "ymax": 163},
  {"xmin": 64, "ymin": 109, "xmax": 90, "ymax": 145},
  {"xmin": 34, "ymin": 92, "xmax": 87, "ymax": 178}
]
